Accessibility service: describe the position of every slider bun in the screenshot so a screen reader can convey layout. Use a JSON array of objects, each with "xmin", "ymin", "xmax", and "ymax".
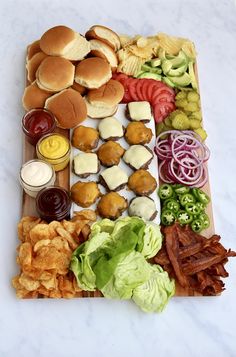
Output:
[
  {"xmin": 71, "ymin": 81, "xmax": 87, "ymax": 95},
  {"xmin": 89, "ymin": 39, "xmax": 118, "ymax": 70},
  {"xmin": 26, "ymin": 51, "xmax": 48, "ymax": 83},
  {"xmin": 40, "ymin": 25, "xmax": 90, "ymax": 60},
  {"xmin": 87, "ymin": 79, "xmax": 124, "ymax": 108},
  {"xmin": 22, "ymin": 81, "xmax": 52, "ymax": 111},
  {"xmin": 45, "ymin": 88, "xmax": 87, "ymax": 129},
  {"xmin": 27, "ymin": 40, "xmax": 41, "ymax": 61},
  {"xmin": 84, "ymin": 97, "xmax": 118, "ymax": 119},
  {"xmin": 85, "ymin": 25, "xmax": 121, "ymax": 52},
  {"xmin": 75, "ymin": 57, "xmax": 112, "ymax": 89},
  {"xmin": 36, "ymin": 56, "xmax": 74, "ymax": 92}
]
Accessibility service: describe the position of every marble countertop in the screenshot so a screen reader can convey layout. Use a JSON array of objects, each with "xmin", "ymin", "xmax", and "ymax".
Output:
[{"xmin": 1, "ymin": 0, "xmax": 236, "ymax": 356}]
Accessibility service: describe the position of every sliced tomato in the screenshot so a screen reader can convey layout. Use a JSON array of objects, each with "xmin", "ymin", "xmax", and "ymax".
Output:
[
  {"xmin": 147, "ymin": 82, "xmax": 161, "ymax": 102},
  {"xmin": 153, "ymin": 102, "xmax": 176, "ymax": 123},
  {"xmin": 135, "ymin": 79, "xmax": 146, "ymax": 101},
  {"xmin": 128, "ymin": 79, "xmax": 139, "ymax": 101},
  {"xmin": 152, "ymin": 91, "xmax": 175, "ymax": 106}
]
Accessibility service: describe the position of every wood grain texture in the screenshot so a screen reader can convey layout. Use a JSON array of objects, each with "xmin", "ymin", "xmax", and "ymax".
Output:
[{"xmin": 21, "ymin": 55, "xmax": 214, "ymax": 297}]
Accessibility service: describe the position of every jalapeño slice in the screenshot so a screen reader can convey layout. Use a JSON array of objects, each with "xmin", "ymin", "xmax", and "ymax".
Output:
[
  {"xmin": 165, "ymin": 198, "xmax": 180, "ymax": 213},
  {"xmin": 185, "ymin": 202, "xmax": 201, "ymax": 215},
  {"xmin": 158, "ymin": 184, "xmax": 174, "ymax": 200},
  {"xmin": 191, "ymin": 219, "xmax": 204, "ymax": 233},
  {"xmin": 180, "ymin": 193, "xmax": 195, "ymax": 207},
  {"xmin": 161, "ymin": 209, "xmax": 176, "ymax": 226},
  {"xmin": 177, "ymin": 210, "xmax": 193, "ymax": 225}
]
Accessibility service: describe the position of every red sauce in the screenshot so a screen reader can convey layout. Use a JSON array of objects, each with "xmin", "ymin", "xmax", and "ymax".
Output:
[
  {"xmin": 36, "ymin": 186, "xmax": 71, "ymax": 222},
  {"xmin": 22, "ymin": 109, "xmax": 56, "ymax": 145}
]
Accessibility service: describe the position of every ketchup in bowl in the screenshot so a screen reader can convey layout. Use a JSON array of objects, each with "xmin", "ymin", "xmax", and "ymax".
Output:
[
  {"xmin": 36, "ymin": 186, "xmax": 71, "ymax": 222},
  {"xmin": 22, "ymin": 108, "xmax": 56, "ymax": 145}
]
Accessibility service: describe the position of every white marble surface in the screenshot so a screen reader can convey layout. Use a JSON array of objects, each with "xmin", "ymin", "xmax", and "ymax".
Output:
[{"xmin": 0, "ymin": 0, "xmax": 236, "ymax": 356}]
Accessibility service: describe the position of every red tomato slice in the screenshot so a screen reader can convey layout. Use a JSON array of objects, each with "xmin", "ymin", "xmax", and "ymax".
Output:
[
  {"xmin": 135, "ymin": 79, "xmax": 146, "ymax": 101},
  {"xmin": 128, "ymin": 79, "xmax": 139, "ymax": 101},
  {"xmin": 153, "ymin": 102, "xmax": 176, "ymax": 123},
  {"xmin": 152, "ymin": 91, "xmax": 175, "ymax": 106},
  {"xmin": 147, "ymin": 82, "xmax": 162, "ymax": 102},
  {"xmin": 141, "ymin": 80, "xmax": 152, "ymax": 102}
]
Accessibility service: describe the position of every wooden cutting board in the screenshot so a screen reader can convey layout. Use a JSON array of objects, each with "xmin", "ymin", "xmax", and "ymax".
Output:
[{"xmin": 21, "ymin": 58, "xmax": 214, "ymax": 297}]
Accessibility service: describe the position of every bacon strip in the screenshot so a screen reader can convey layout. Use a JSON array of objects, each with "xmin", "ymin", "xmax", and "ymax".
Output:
[{"xmin": 154, "ymin": 223, "xmax": 236, "ymax": 295}]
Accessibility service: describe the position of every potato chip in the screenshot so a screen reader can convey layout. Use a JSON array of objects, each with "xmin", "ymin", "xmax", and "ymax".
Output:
[
  {"xmin": 18, "ymin": 216, "xmax": 42, "ymax": 242},
  {"xmin": 19, "ymin": 273, "xmax": 40, "ymax": 291},
  {"xmin": 18, "ymin": 242, "xmax": 32, "ymax": 267},
  {"xmin": 157, "ymin": 32, "xmax": 196, "ymax": 59},
  {"xmin": 13, "ymin": 213, "xmax": 96, "ymax": 299}
]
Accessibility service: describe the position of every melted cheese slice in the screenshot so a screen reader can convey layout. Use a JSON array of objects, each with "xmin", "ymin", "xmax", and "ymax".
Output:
[
  {"xmin": 128, "ymin": 101, "xmax": 152, "ymax": 121},
  {"xmin": 98, "ymin": 116, "xmax": 123, "ymax": 140},
  {"xmin": 100, "ymin": 165, "xmax": 128, "ymax": 190},
  {"xmin": 74, "ymin": 153, "xmax": 98, "ymax": 175},
  {"xmin": 129, "ymin": 197, "xmax": 156, "ymax": 220},
  {"xmin": 123, "ymin": 145, "xmax": 153, "ymax": 169}
]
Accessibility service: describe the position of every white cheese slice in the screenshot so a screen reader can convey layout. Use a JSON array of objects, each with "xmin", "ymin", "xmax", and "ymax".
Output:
[
  {"xmin": 98, "ymin": 116, "xmax": 123, "ymax": 140},
  {"xmin": 100, "ymin": 165, "xmax": 128, "ymax": 190},
  {"xmin": 123, "ymin": 145, "xmax": 153, "ymax": 169},
  {"xmin": 128, "ymin": 101, "xmax": 152, "ymax": 121},
  {"xmin": 129, "ymin": 197, "xmax": 156, "ymax": 220},
  {"xmin": 74, "ymin": 153, "xmax": 98, "ymax": 175}
]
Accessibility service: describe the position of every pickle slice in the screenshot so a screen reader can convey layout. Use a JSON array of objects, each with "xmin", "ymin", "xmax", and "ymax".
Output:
[
  {"xmin": 172, "ymin": 113, "xmax": 190, "ymax": 130},
  {"xmin": 175, "ymin": 91, "xmax": 187, "ymax": 100},
  {"xmin": 194, "ymin": 128, "xmax": 207, "ymax": 141},
  {"xmin": 175, "ymin": 99, "xmax": 188, "ymax": 110},
  {"xmin": 185, "ymin": 102, "xmax": 199, "ymax": 112},
  {"xmin": 189, "ymin": 118, "xmax": 201, "ymax": 129},
  {"xmin": 187, "ymin": 91, "xmax": 200, "ymax": 103}
]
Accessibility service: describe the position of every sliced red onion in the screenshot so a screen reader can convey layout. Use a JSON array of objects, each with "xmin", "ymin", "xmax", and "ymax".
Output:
[{"xmin": 155, "ymin": 130, "xmax": 210, "ymax": 187}]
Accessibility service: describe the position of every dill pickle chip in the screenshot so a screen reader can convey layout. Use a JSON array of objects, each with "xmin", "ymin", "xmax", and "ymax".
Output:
[
  {"xmin": 164, "ymin": 116, "xmax": 172, "ymax": 127},
  {"xmin": 194, "ymin": 128, "xmax": 207, "ymax": 141},
  {"xmin": 175, "ymin": 91, "xmax": 187, "ymax": 100},
  {"xmin": 175, "ymin": 99, "xmax": 188, "ymax": 109},
  {"xmin": 189, "ymin": 118, "xmax": 201, "ymax": 129},
  {"xmin": 191, "ymin": 111, "xmax": 202, "ymax": 120},
  {"xmin": 187, "ymin": 91, "xmax": 200, "ymax": 102},
  {"xmin": 185, "ymin": 102, "xmax": 199, "ymax": 112},
  {"xmin": 156, "ymin": 122, "xmax": 165, "ymax": 135},
  {"xmin": 172, "ymin": 113, "xmax": 190, "ymax": 130}
]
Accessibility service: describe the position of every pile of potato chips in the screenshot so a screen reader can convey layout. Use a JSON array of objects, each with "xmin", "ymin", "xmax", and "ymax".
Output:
[
  {"xmin": 12, "ymin": 210, "xmax": 96, "ymax": 299},
  {"xmin": 117, "ymin": 32, "xmax": 196, "ymax": 76}
]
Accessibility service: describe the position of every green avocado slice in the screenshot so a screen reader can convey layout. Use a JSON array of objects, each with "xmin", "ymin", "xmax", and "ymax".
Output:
[
  {"xmin": 137, "ymin": 72, "xmax": 162, "ymax": 80},
  {"xmin": 188, "ymin": 61, "xmax": 198, "ymax": 91},
  {"xmin": 168, "ymin": 62, "xmax": 188, "ymax": 77},
  {"xmin": 168, "ymin": 72, "xmax": 191, "ymax": 87}
]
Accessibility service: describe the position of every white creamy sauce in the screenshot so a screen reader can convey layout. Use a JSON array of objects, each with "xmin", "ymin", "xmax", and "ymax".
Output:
[
  {"xmin": 98, "ymin": 116, "xmax": 123, "ymax": 139},
  {"xmin": 128, "ymin": 101, "xmax": 152, "ymax": 121},
  {"xmin": 129, "ymin": 197, "xmax": 156, "ymax": 220},
  {"xmin": 74, "ymin": 153, "xmax": 98, "ymax": 175},
  {"xmin": 100, "ymin": 165, "xmax": 128, "ymax": 190},
  {"xmin": 123, "ymin": 145, "xmax": 153, "ymax": 169},
  {"xmin": 21, "ymin": 161, "xmax": 53, "ymax": 186}
]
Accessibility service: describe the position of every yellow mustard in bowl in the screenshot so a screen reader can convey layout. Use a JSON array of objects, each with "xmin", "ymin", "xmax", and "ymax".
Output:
[{"xmin": 36, "ymin": 133, "xmax": 71, "ymax": 171}]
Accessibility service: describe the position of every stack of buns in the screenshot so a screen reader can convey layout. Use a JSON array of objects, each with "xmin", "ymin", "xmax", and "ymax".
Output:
[{"xmin": 22, "ymin": 24, "xmax": 123, "ymax": 128}]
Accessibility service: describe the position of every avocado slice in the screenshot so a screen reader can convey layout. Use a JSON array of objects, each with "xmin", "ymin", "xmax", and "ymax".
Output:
[
  {"xmin": 168, "ymin": 72, "xmax": 191, "ymax": 87},
  {"xmin": 141, "ymin": 64, "xmax": 162, "ymax": 74},
  {"xmin": 161, "ymin": 59, "xmax": 173, "ymax": 75},
  {"xmin": 168, "ymin": 51, "xmax": 188, "ymax": 68},
  {"xmin": 162, "ymin": 76, "xmax": 175, "ymax": 88},
  {"xmin": 138, "ymin": 72, "xmax": 162, "ymax": 80},
  {"xmin": 158, "ymin": 48, "xmax": 167, "ymax": 60},
  {"xmin": 188, "ymin": 61, "xmax": 198, "ymax": 91},
  {"xmin": 168, "ymin": 62, "xmax": 188, "ymax": 77},
  {"xmin": 150, "ymin": 58, "xmax": 161, "ymax": 67}
]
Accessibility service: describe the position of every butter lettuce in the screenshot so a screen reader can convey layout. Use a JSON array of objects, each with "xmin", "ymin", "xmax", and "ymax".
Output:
[
  {"xmin": 140, "ymin": 222, "xmax": 163, "ymax": 259},
  {"xmin": 70, "ymin": 217, "xmax": 173, "ymax": 313},
  {"xmin": 101, "ymin": 251, "xmax": 152, "ymax": 299},
  {"xmin": 132, "ymin": 265, "xmax": 175, "ymax": 312}
]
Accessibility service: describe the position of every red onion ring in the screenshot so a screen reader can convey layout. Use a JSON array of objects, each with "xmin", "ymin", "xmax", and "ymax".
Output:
[{"xmin": 155, "ymin": 130, "xmax": 210, "ymax": 187}]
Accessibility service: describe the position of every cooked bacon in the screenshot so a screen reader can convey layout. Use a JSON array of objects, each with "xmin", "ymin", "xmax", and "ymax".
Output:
[
  {"xmin": 154, "ymin": 223, "xmax": 236, "ymax": 296},
  {"xmin": 164, "ymin": 225, "xmax": 189, "ymax": 288}
]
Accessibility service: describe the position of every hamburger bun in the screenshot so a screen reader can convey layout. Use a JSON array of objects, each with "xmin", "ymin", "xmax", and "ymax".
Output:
[
  {"xmin": 84, "ymin": 97, "xmax": 117, "ymax": 119},
  {"xmin": 89, "ymin": 39, "xmax": 118, "ymax": 70},
  {"xmin": 75, "ymin": 57, "xmax": 112, "ymax": 89},
  {"xmin": 71, "ymin": 81, "xmax": 87, "ymax": 95},
  {"xmin": 45, "ymin": 88, "xmax": 87, "ymax": 129},
  {"xmin": 22, "ymin": 81, "xmax": 52, "ymax": 111},
  {"xmin": 27, "ymin": 40, "xmax": 41, "ymax": 61},
  {"xmin": 40, "ymin": 25, "xmax": 90, "ymax": 61},
  {"xmin": 36, "ymin": 56, "xmax": 75, "ymax": 92},
  {"xmin": 85, "ymin": 25, "xmax": 121, "ymax": 52},
  {"xmin": 87, "ymin": 79, "xmax": 124, "ymax": 108},
  {"xmin": 26, "ymin": 51, "xmax": 48, "ymax": 83}
]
